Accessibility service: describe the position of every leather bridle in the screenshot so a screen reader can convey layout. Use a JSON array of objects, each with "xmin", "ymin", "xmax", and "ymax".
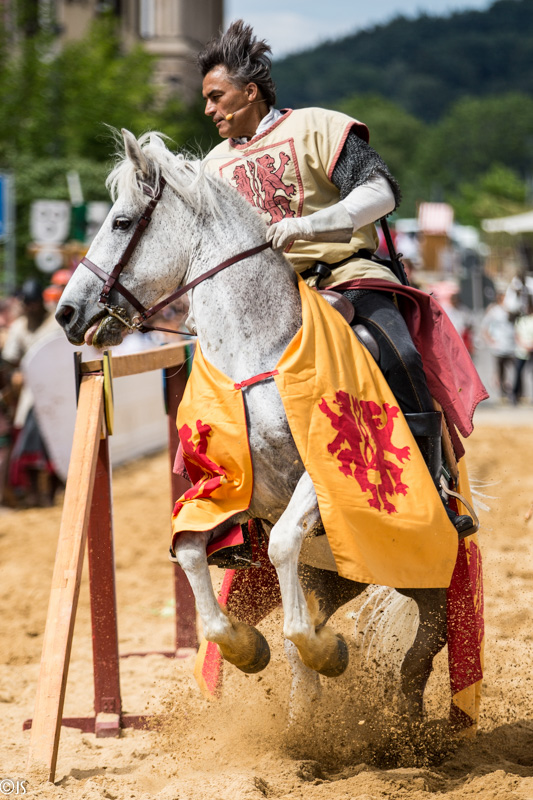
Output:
[{"xmin": 80, "ymin": 175, "xmax": 271, "ymax": 336}]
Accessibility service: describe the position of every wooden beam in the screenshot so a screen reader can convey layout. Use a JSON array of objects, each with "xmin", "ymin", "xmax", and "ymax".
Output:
[
  {"xmin": 27, "ymin": 375, "xmax": 105, "ymax": 782},
  {"xmin": 80, "ymin": 341, "xmax": 188, "ymax": 378}
]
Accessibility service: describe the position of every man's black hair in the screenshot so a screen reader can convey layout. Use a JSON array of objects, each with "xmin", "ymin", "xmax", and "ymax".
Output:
[{"xmin": 197, "ymin": 19, "xmax": 277, "ymax": 108}]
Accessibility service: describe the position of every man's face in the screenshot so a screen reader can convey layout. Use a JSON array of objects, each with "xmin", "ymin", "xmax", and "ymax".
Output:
[{"xmin": 202, "ymin": 65, "xmax": 260, "ymax": 140}]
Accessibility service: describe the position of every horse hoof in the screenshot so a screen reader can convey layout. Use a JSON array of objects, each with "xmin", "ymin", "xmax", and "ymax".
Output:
[
  {"xmin": 219, "ymin": 624, "xmax": 271, "ymax": 674},
  {"xmin": 237, "ymin": 629, "xmax": 271, "ymax": 674},
  {"xmin": 317, "ymin": 633, "xmax": 349, "ymax": 678}
]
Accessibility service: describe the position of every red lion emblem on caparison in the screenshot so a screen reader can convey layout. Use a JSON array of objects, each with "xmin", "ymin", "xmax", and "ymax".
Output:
[
  {"xmin": 173, "ymin": 420, "xmax": 227, "ymax": 516},
  {"xmin": 319, "ymin": 392, "xmax": 410, "ymax": 514},
  {"xmin": 231, "ymin": 152, "xmax": 296, "ymax": 224}
]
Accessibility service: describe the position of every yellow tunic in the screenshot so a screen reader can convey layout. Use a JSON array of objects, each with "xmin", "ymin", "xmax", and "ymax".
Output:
[
  {"xmin": 203, "ymin": 107, "xmax": 397, "ymax": 288},
  {"xmin": 172, "ymin": 278, "xmax": 458, "ymax": 589}
]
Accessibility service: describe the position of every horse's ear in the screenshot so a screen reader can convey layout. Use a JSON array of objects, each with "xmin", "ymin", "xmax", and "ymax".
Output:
[
  {"xmin": 150, "ymin": 133, "xmax": 166, "ymax": 150},
  {"xmin": 122, "ymin": 128, "xmax": 149, "ymax": 178}
]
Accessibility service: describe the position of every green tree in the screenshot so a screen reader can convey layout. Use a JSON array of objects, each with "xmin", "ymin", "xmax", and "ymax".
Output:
[
  {"xmin": 155, "ymin": 96, "xmax": 217, "ymax": 158},
  {"xmin": 0, "ymin": 10, "xmax": 212, "ymax": 282},
  {"xmin": 273, "ymin": 0, "xmax": 533, "ymax": 122},
  {"xmin": 450, "ymin": 164, "xmax": 528, "ymax": 226},
  {"xmin": 0, "ymin": 14, "xmax": 166, "ymax": 164},
  {"xmin": 416, "ymin": 93, "xmax": 533, "ymax": 194},
  {"xmin": 54, "ymin": 17, "xmax": 163, "ymax": 161},
  {"xmin": 336, "ymin": 94, "xmax": 427, "ymax": 215}
]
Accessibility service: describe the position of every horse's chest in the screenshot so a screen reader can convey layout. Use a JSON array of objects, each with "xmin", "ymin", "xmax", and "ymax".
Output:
[
  {"xmin": 248, "ymin": 437, "xmax": 304, "ymax": 522},
  {"xmin": 242, "ymin": 370, "xmax": 305, "ymax": 521}
]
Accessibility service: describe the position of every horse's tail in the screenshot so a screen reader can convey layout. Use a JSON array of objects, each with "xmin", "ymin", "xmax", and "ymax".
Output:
[{"xmin": 351, "ymin": 586, "xmax": 419, "ymax": 675}]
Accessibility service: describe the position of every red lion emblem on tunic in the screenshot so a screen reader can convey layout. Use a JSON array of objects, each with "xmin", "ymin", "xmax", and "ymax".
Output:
[
  {"xmin": 173, "ymin": 420, "xmax": 227, "ymax": 516},
  {"xmin": 318, "ymin": 392, "xmax": 410, "ymax": 514},
  {"xmin": 231, "ymin": 152, "xmax": 296, "ymax": 224}
]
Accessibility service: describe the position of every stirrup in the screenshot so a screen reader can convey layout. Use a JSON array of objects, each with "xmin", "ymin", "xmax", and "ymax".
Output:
[
  {"xmin": 445, "ymin": 506, "xmax": 476, "ymax": 539},
  {"xmin": 440, "ymin": 477, "xmax": 480, "ymax": 538},
  {"xmin": 207, "ymin": 522, "xmax": 266, "ymax": 569}
]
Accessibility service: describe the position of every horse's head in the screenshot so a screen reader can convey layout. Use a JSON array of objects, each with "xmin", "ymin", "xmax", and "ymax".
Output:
[{"xmin": 56, "ymin": 129, "xmax": 201, "ymax": 348}]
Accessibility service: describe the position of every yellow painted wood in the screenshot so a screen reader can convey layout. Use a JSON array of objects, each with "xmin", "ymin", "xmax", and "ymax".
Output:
[
  {"xmin": 27, "ymin": 375, "xmax": 105, "ymax": 781},
  {"xmin": 103, "ymin": 351, "xmax": 114, "ymax": 436},
  {"xmin": 80, "ymin": 341, "xmax": 187, "ymax": 378}
]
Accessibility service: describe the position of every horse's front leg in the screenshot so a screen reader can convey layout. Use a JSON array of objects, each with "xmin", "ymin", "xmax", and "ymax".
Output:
[
  {"xmin": 268, "ymin": 471, "xmax": 348, "ymax": 677},
  {"xmin": 172, "ymin": 531, "xmax": 270, "ymax": 673}
]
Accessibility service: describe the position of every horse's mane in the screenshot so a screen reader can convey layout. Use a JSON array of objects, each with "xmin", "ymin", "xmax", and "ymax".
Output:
[{"xmin": 106, "ymin": 130, "xmax": 259, "ymax": 227}]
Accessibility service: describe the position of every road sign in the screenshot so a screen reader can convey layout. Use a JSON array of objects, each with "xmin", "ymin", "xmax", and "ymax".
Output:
[
  {"xmin": 30, "ymin": 199, "xmax": 70, "ymax": 243},
  {"xmin": 0, "ymin": 173, "xmax": 16, "ymax": 292}
]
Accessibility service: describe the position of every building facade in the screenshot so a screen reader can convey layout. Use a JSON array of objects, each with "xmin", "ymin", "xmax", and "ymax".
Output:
[{"xmin": 56, "ymin": 0, "xmax": 223, "ymax": 99}]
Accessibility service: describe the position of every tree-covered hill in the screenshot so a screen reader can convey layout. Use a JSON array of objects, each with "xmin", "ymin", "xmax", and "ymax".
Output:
[{"xmin": 272, "ymin": 0, "xmax": 533, "ymax": 122}]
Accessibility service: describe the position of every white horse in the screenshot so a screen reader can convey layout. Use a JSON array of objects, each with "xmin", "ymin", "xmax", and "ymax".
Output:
[{"xmin": 56, "ymin": 130, "xmax": 450, "ymax": 721}]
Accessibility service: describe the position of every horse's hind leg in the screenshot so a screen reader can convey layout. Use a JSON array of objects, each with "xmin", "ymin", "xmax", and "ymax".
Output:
[
  {"xmin": 172, "ymin": 530, "xmax": 270, "ymax": 673},
  {"xmin": 285, "ymin": 564, "xmax": 367, "ymax": 721},
  {"xmin": 396, "ymin": 587, "xmax": 447, "ymax": 720},
  {"xmin": 268, "ymin": 472, "xmax": 348, "ymax": 677}
]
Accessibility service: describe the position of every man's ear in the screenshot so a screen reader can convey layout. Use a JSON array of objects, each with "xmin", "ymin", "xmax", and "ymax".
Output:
[{"xmin": 246, "ymin": 82, "xmax": 259, "ymax": 102}]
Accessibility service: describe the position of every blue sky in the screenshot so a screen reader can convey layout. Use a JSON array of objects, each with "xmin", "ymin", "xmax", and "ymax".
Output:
[{"xmin": 224, "ymin": 0, "xmax": 496, "ymax": 58}]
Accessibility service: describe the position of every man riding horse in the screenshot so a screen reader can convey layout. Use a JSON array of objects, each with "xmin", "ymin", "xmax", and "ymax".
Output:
[
  {"xmin": 199, "ymin": 20, "xmax": 476, "ymax": 536},
  {"xmin": 53, "ymin": 106, "xmax": 486, "ymax": 720}
]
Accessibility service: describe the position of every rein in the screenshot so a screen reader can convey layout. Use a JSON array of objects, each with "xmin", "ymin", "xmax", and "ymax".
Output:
[{"xmin": 80, "ymin": 175, "xmax": 272, "ymax": 336}]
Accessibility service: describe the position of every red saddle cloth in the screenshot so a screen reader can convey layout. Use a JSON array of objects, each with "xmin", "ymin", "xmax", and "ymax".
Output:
[{"xmin": 331, "ymin": 278, "xmax": 489, "ymax": 459}]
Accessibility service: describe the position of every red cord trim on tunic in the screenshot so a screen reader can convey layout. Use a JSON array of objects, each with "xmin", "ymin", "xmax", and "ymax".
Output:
[{"xmin": 234, "ymin": 369, "xmax": 279, "ymax": 390}]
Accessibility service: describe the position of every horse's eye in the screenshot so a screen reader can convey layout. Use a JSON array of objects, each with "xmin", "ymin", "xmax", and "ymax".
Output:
[{"xmin": 112, "ymin": 217, "xmax": 131, "ymax": 231}]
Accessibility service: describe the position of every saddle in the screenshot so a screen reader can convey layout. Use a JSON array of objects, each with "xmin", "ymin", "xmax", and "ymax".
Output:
[
  {"xmin": 303, "ymin": 258, "xmax": 381, "ymax": 362},
  {"xmin": 318, "ymin": 289, "xmax": 380, "ymax": 362}
]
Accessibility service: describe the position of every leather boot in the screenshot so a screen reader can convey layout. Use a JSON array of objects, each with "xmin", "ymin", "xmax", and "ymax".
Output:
[{"xmin": 405, "ymin": 411, "xmax": 475, "ymax": 538}]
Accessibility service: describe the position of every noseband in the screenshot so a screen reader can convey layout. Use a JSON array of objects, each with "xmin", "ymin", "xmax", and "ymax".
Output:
[{"xmin": 80, "ymin": 175, "xmax": 271, "ymax": 335}]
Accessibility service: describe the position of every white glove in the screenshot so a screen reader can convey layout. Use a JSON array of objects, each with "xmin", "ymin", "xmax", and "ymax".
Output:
[{"xmin": 266, "ymin": 204, "xmax": 353, "ymax": 251}]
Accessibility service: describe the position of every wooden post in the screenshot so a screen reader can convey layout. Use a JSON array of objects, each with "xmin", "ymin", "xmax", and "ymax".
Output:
[
  {"xmin": 26, "ymin": 343, "xmax": 194, "ymax": 780},
  {"xmin": 164, "ymin": 361, "xmax": 198, "ymax": 652},
  {"xmin": 27, "ymin": 374, "xmax": 105, "ymax": 780},
  {"xmin": 87, "ymin": 432, "xmax": 122, "ymax": 737}
]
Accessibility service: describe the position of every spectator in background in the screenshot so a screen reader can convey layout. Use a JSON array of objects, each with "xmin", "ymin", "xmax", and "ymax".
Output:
[
  {"xmin": 0, "ymin": 297, "xmax": 19, "ymax": 505},
  {"xmin": 1, "ymin": 279, "xmax": 60, "ymax": 507},
  {"xmin": 480, "ymin": 291, "xmax": 516, "ymax": 401},
  {"xmin": 448, "ymin": 291, "xmax": 475, "ymax": 356},
  {"xmin": 431, "ymin": 281, "xmax": 475, "ymax": 356},
  {"xmin": 504, "ymin": 268, "xmax": 533, "ymax": 321},
  {"xmin": 42, "ymin": 268, "xmax": 72, "ymax": 311},
  {"xmin": 401, "ymin": 256, "xmax": 421, "ymax": 289},
  {"xmin": 395, "ymin": 229, "xmax": 421, "ymax": 269},
  {"xmin": 512, "ymin": 293, "xmax": 533, "ymax": 406}
]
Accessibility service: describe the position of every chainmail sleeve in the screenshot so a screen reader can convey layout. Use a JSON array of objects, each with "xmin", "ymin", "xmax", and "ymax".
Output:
[{"xmin": 331, "ymin": 129, "xmax": 402, "ymax": 209}]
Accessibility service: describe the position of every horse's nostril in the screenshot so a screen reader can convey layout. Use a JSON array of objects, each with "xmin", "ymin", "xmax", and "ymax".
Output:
[{"xmin": 55, "ymin": 303, "xmax": 75, "ymax": 327}]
